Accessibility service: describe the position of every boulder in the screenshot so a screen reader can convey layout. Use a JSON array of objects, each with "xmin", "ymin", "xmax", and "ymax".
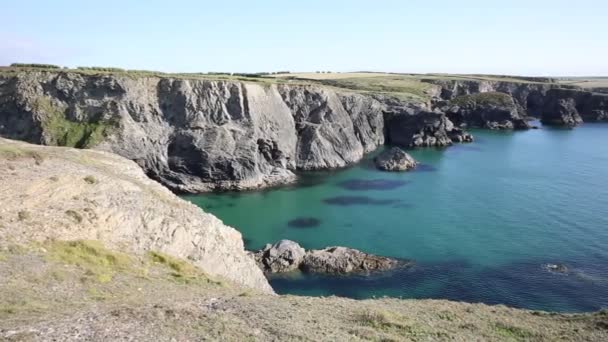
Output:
[
  {"xmin": 301, "ymin": 246, "xmax": 405, "ymax": 275},
  {"xmin": 545, "ymin": 263, "xmax": 569, "ymax": 274},
  {"xmin": 253, "ymin": 240, "xmax": 306, "ymax": 273},
  {"xmin": 374, "ymin": 147, "xmax": 417, "ymax": 171}
]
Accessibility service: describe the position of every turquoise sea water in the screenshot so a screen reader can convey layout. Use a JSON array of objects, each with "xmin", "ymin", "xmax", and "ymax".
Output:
[{"xmin": 184, "ymin": 124, "xmax": 608, "ymax": 312}]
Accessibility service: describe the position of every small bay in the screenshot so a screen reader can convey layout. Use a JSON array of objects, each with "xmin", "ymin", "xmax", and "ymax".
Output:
[{"xmin": 184, "ymin": 124, "xmax": 608, "ymax": 312}]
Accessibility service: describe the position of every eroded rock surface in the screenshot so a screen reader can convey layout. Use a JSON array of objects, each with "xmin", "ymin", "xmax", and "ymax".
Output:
[
  {"xmin": 252, "ymin": 240, "xmax": 407, "ymax": 275},
  {"xmin": 374, "ymin": 147, "xmax": 418, "ymax": 171},
  {"xmin": 252, "ymin": 240, "xmax": 306, "ymax": 273},
  {"xmin": 301, "ymin": 247, "xmax": 405, "ymax": 275},
  {"xmin": 443, "ymin": 92, "xmax": 530, "ymax": 130},
  {"xmin": 0, "ymin": 138, "xmax": 272, "ymax": 293}
]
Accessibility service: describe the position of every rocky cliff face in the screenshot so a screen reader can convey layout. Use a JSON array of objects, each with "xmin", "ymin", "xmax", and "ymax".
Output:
[
  {"xmin": 2, "ymin": 72, "xmax": 607, "ymax": 193},
  {"xmin": 425, "ymin": 78, "xmax": 608, "ymax": 126},
  {"xmin": 0, "ymin": 72, "xmax": 468, "ymax": 192},
  {"xmin": 0, "ymin": 138, "xmax": 272, "ymax": 293}
]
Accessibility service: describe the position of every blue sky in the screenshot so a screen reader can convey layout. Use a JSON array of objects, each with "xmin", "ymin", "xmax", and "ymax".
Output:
[{"xmin": 2, "ymin": 0, "xmax": 607, "ymax": 75}]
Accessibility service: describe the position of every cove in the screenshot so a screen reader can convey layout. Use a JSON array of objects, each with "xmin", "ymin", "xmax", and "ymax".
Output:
[{"xmin": 183, "ymin": 124, "xmax": 608, "ymax": 312}]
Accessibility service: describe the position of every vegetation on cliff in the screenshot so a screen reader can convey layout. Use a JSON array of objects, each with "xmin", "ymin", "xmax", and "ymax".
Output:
[
  {"xmin": 449, "ymin": 92, "xmax": 515, "ymax": 107},
  {"xmin": 32, "ymin": 97, "xmax": 116, "ymax": 148}
]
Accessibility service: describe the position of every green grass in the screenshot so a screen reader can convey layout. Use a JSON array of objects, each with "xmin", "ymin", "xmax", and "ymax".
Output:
[
  {"xmin": 0, "ymin": 145, "xmax": 44, "ymax": 164},
  {"xmin": 46, "ymin": 240, "xmax": 133, "ymax": 283},
  {"xmin": 147, "ymin": 251, "xmax": 214, "ymax": 285},
  {"xmin": 356, "ymin": 309, "xmax": 432, "ymax": 339},
  {"xmin": 317, "ymin": 76, "xmax": 434, "ymax": 100},
  {"xmin": 32, "ymin": 97, "xmax": 116, "ymax": 148},
  {"xmin": 493, "ymin": 322, "xmax": 536, "ymax": 341},
  {"xmin": 449, "ymin": 92, "xmax": 514, "ymax": 107}
]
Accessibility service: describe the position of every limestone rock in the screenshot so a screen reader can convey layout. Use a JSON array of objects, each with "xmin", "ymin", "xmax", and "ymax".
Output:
[
  {"xmin": 374, "ymin": 147, "xmax": 417, "ymax": 171},
  {"xmin": 301, "ymin": 246, "xmax": 405, "ymax": 275},
  {"xmin": 0, "ymin": 138, "xmax": 272, "ymax": 293},
  {"xmin": 540, "ymin": 89, "xmax": 584, "ymax": 127},
  {"xmin": 253, "ymin": 240, "xmax": 306, "ymax": 273},
  {"xmin": 444, "ymin": 92, "xmax": 530, "ymax": 130}
]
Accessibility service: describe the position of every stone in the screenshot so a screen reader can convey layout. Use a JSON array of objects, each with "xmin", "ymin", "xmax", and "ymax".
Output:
[
  {"xmin": 253, "ymin": 240, "xmax": 306, "ymax": 273},
  {"xmin": 374, "ymin": 147, "xmax": 418, "ymax": 171},
  {"xmin": 301, "ymin": 246, "xmax": 406, "ymax": 275},
  {"xmin": 545, "ymin": 263, "xmax": 569, "ymax": 274}
]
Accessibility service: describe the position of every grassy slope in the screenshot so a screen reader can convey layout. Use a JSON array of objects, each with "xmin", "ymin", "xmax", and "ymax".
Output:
[{"xmin": 1, "ymin": 243, "xmax": 607, "ymax": 341}]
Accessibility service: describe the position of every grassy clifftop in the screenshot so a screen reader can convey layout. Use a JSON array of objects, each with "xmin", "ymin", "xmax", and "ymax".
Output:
[{"xmin": 1, "ymin": 240, "xmax": 607, "ymax": 341}]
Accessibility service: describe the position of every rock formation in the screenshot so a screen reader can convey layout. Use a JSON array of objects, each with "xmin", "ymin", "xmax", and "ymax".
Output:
[
  {"xmin": 0, "ymin": 138, "xmax": 272, "ymax": 293},
  {"xmin": 443, "ymin": 92, "xmax": 530, "ymax": 129},
  {"xmin": 1, "ymin": 71, "xmax": 608, "ymax": 192},
  {"xmin": 252, "ymin": 240, "xmax": 407, "ymax": 275},
  {"xmin": 374, "ymin": 147, "xmax": 418, "ymax": 171},
  {"xmin": 0, "ymin": 72, "xmax": 464, "ymax": 192},
  {"xmin": 301, "ymin": 246, "xmax": 406, "ymax": 274},
  {"xmin": 252, "ymin": 240, "xmax": 306, "ymax": 273}
]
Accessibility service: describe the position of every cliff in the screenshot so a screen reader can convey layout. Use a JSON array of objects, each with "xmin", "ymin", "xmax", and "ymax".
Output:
[
  {"xmin": 0, "ymin": 71, "xmax": 466, "ymax": 192},
  {"xmin": 1, "ymin": 70, "xmax": 607, "ymax": 192},
  {"xmin": 0, "ymin": 138, "xmax": 271, "ymax": 293}
]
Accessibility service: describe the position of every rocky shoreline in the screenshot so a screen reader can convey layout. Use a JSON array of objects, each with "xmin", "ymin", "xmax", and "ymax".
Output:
[
  {"xmin": 251, "ymin": 240, "xmax": 411, "ymax": 275},
  {"xmin": 1, "ymin": 71, "xmax": 607, "ymax": 193}
]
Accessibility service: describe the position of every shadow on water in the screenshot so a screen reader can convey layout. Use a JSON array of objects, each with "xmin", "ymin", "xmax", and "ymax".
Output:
[
  {"xmin": 414, "ymin": 164, "xmax": 437, "ymax": 172},
  {"xmin": 323, "ymin": 196, "xmax": 403, "ymax": 206},
  {"xmin": 270, "ymin": 256, "xmax": 608, "ymax": 312},
  {"xmin": 336, "ymin": 179, "xmax": 410, "ymax": 191},
  {"xmin": 288, "ymin": 217, "xmax": 322, "ymax": 229}
]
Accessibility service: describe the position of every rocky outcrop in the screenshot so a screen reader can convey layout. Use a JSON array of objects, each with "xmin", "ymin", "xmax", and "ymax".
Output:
[
  {"xmin": 252, "ymin": 240, "xmax": 407, "ymax": 275},
  {"xmin": 374, "ymin": 147, "xmax": 417, "ymax": 171},
  {"xmin": 0, "ymin": 138, "xmax": 272, "ymax": 293},
  {"xmin": 425, "ymin": 78, "xmax": 608, "ymax": 126},
  {"xmin": 443, "ymin": 92, "xmax": 530, "ymax": 129},
  {"xmin": 252, "ymin": 240, "xmax": 306, "ymax": 273},
  {"xmin": 301, "ymin": 246, "xmax": 405, "ymax": 274},
  {"xmin": 384, "ymin": 110, "xmax": 471, "ymax": 147}
]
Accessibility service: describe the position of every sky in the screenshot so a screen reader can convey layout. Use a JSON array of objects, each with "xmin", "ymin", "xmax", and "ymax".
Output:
[{"xmin": 2, "ymin": 0, "xmax": 607, "ymax": 76}]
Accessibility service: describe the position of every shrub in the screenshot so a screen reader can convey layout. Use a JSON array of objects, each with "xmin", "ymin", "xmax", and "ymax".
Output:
[{"xmin": 10, "ymin": 63, "xmax": 61, "ymax": 69}]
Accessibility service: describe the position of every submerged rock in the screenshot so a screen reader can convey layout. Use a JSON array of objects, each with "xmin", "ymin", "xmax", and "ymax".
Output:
[
  {"xmin": 253, "ymin": 240, "xmax": 306, "ymax": 273},
  {"xmin": 374, "ymin": 147, "xmax": 418, "ymax": 171},
  {"xmin": 336, "ymin": 179, "xmax": 409, "ymax": 190},
  {"xmin": 545, "ymin": 263, "xmax": 569, "ymax": 274},
  {"xmin": 288, "ymin": 217, "xmax": 321, "ymax": 228},
  {"xmin": 252, "ymin": 240, "xmax": 408, "ymax": 275},
  {"xmin": 322, "ymin": 196, "xmax": 402, "ymax": 206}
]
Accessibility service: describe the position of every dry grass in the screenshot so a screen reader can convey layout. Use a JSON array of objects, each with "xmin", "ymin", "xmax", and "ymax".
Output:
[{"xmin": 1, "ymin": 243, "xmax": 607, "ymax": 341}]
